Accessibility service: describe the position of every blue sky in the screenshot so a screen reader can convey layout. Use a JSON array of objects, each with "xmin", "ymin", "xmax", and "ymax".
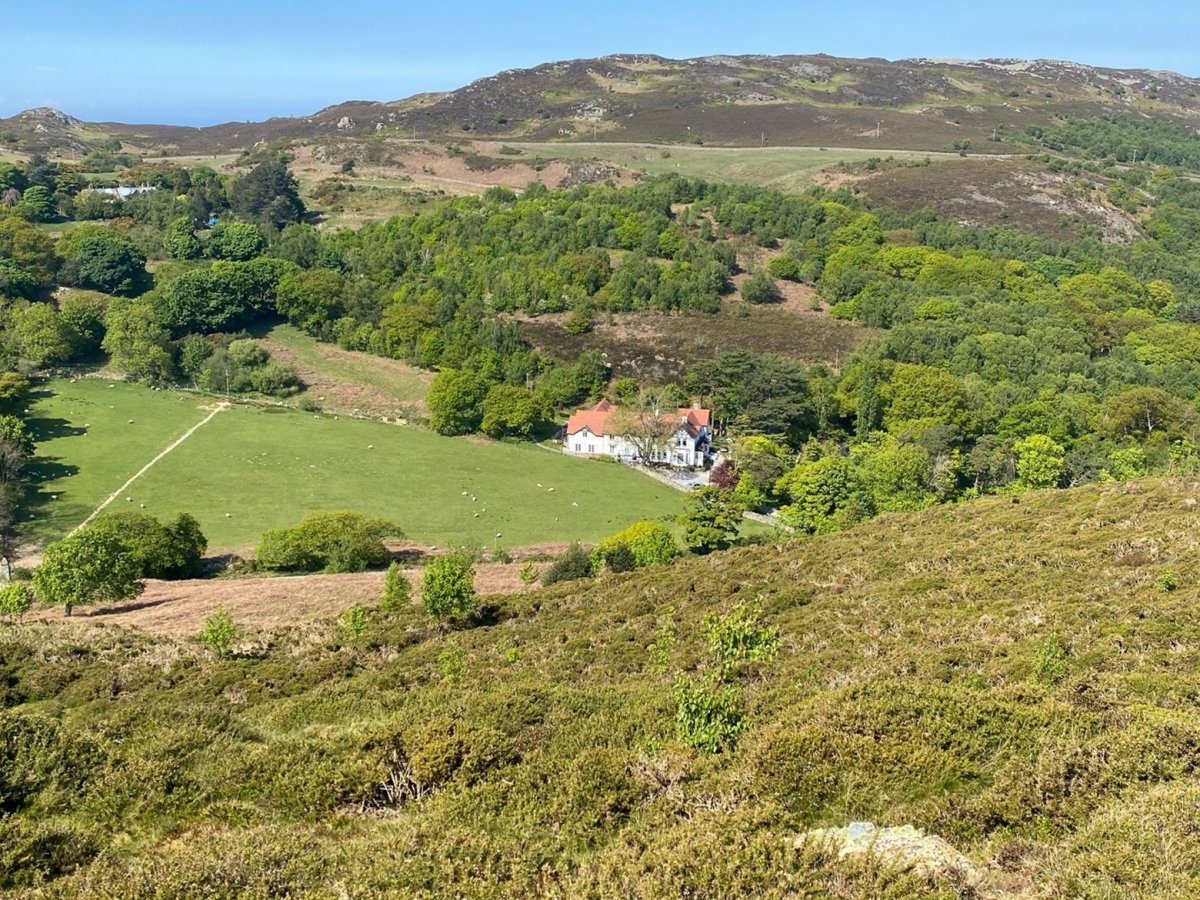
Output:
[{"xmin": 5, "ymin": 0, "xmax": 1199, "ymax": 125}]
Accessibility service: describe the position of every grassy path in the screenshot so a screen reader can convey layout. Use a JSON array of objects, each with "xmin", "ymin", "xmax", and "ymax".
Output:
[{"xmin": 73, "ymin": 401, "xmax": 229, "ymax": 532}]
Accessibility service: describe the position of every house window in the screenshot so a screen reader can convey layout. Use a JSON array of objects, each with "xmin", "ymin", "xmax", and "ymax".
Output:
[
  {"xmin": 574, "ymin": 443, "xmax": 581, "ymax": 451},
  {"xmin": 588, "ymin": 444, "xmax": 595, "ymax": 453}
]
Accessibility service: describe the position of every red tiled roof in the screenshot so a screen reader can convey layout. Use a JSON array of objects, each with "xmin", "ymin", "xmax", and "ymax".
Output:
[{"xmin": 565, "ymin": 401, "xmax": 711, "ymax": 438}]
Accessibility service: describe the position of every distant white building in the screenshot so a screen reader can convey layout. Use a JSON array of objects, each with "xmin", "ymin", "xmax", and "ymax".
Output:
[
  {"xmin": 563, "ymin": 399, "xmax": 713, "ymax": 468},
  {"xmin": 90, "ymin": 185, "xmax": 156, "ymax": 199}
]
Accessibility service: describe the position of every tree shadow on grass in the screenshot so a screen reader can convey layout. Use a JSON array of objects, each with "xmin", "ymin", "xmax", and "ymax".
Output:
[{"xmin": 89, "ymin": 597, "xmax": 172, "ymax": 617}]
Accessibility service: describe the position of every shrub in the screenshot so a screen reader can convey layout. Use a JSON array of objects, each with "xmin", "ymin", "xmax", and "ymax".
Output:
[
  {"xmin": 89, "ymin": 511, "xmax": 207, "ymax": 579},
  {"xmin": 0, "ymin": 582, "xmax": 33, "ymax": 622},
  {"xmin": 704, "ymin": 601, "xmax": 780, "ymax": 676},
  {"xmin": 1157, "ymin": 569, "xmax": 1179, "ymax": 593},
  {"xmin": 255, "ymin": 511, "xmax": 400, "ymax": 573},
  {"xmin": 421, "ymin": 552, "xmax": 476, "ymax": 621},
  {"xmin": 601, "ymin": 542, "xmax": 637, "ymax": 573},
  {"xmin": 595, "ymin": 521, "xmax": 679, "ymax": 570},
  {"xmin": 340, "ymin": 605, "xmax": 369, "ymax": 643},
  {"xmin": 542, "ymin": 544, "xmax": 594, "ymax": 586},
  {"xmin": 380, "ymin": 562, "xmax": 410, "ymax": 611},
  {"xmin": 739, "ymin": 271, "xmax": 781, "ymax": 304},
  {"xmin": 518, "ymin": 561, "xmax": 539, "ymax": 585},
  {"xmin": 674, "ymin": 676, "xmax": 747, "ymax": 753},
  {"xmin": 199, "ymin": 606, "xmax": 240, "ymax": 658},
  {"xmin": 1033, "ymin": 634, "xmax": 1070, "ymax": 685}
]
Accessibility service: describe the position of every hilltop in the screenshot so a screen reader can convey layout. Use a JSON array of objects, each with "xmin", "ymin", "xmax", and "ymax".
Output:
[
  {"xmin": 4, "ymin": 477, "xmax": 1200, "ymax": 895},
  {"xmin": 6, "ymin": 53, "xmax": 1200, "ymax": 155}
]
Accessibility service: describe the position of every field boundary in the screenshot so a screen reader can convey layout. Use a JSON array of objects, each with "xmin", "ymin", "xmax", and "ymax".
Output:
[{"xmin": 73, "ymin": 401, "xmax": 229, "ymax": 533}]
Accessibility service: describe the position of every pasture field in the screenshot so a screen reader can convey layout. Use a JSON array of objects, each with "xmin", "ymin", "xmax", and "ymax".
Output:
[
  {"xmin": 259, "ymin": 323, "xmax": 432, "ymax": 419},
  {"xmin": 25, "ymin": 377, "xmax": 683, "ymax": 552},
  {"xmin": 504, "ymin": 141, "xmax": 955, "ymax": 193}
]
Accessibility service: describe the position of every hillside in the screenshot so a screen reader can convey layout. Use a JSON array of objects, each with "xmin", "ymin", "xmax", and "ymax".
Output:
[
  {"xmin": 7, "ymin": 54, "xmax": 1200, "ymax": 155},
  {"xmin": 5, "ymin": 478, "xmax": 1200, "ymax": 895}
]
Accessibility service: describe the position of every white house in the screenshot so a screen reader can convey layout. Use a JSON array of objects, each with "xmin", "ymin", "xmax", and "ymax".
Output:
[{"xmin": 562, "ymin": 399, "xmax": 713, "ymax": 468}]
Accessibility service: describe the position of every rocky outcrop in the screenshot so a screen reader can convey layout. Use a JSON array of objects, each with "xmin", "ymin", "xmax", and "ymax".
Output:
[{"xmin": 796, "ymin": 821, "xmax": 980, "ymax": 886}]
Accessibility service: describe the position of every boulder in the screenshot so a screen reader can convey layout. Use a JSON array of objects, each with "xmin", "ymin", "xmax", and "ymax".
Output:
[{"xmin": 795, "ymin": 821, "xmax": 979, "ymax": 886}]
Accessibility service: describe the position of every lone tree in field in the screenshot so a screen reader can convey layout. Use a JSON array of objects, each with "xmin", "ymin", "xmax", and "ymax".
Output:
[
  {"xmin": 34, "ymin": 529, "xmax": 143, "ymax": 616},
  {"xmin": 421, "ymin": 551, "xmax": 476, "ymax": 622}
]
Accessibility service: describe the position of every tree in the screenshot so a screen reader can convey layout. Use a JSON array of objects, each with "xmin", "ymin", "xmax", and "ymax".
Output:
[
  {"xmin": 58, "ymin": 290, "xmax": 109, "ymax": 356},
  {"xmin": 229, "ymin": 157, "xmax": 305, "ymax": 229},
  {"xmin": 421, "ymin": 551, "xmax": 476, "ymax": 621},
  {"xmin": 34, "ymin": 529, "xmax": 143, "ymax": 616},
  {"xmin": 163, "ymin": 216, "xmax": 202, "ymax": 260},
  {"xmin": 0, "ymin": 583, "xmax": 33, "ymax": 622},
  {"xmin": 11, "ymin": 303, "xmax": 74, "ymax": 366},
  {"xmin": 480, "ymin": 384, "xmax": 543, "ymax": 438},
  {"xmin": 102, "ymin": 301, "xmax": 176, "ymax": 384},
  {"xmin": 0, "ymin": 260, "xmax": 38, "ymax": 300},
  {"xmin": 380, "ymin": 562, "xmax": 411, "ymax": 612},
  {"xmin": 1014, "ymin": 434, "xmax": 1066, "ymax": 489},
  {"xmin": 777, "ymin": 454, "xmax": 858, "ymax": 535},
  {"xmin": 0, "ymin": 218, "xmax": 58, "ymax": 286},
  {"xmin": 89, "ymin": 511, "xmax": 208, "ymax": 579},
  {"xmin": 427, "ymin": 370, "xmax": 489, "ymax": 435},
  {"xmin": 680, "ymin": 486, "xmax": 743, "ymax": 554},
  {"xmin": 61, "ymin": 230, "xmax": 149, "ymax": 296},
  {"xmin": 206, "ymin": 220, "xmax": 266, "ymax": 261},
  {"xmin": 199, "ymin": 606, "xmax": 241, "ymax": 658},
  {"xmin": 1101, "ymin": 387, "xmax": 1193, "ymax": 440},
  {"xmin": 274, "ymin": 268, "xmax": 345, "ymax": 335},
  {"xmin": 255, "ymin": 510, "xmax": 399, "ymax": 573},
  {"xmin": 16, "ymin": 185, "xmax": 55, "ymax": 222}
]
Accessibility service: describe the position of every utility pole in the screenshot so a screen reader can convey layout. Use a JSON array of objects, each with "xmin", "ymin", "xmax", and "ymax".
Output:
[{"xmin": 761, "ymin": 131, "xmax": 765, "ymax": 147}]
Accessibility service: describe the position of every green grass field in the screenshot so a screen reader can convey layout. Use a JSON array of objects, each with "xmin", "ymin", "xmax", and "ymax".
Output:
[
  {"xmin": 506, "ymin": 142, "xmax": 950, "ymax": 192},
  {"xmin": 25, "ymin": 378, "xmax": 683, "ymax": 551},
  {"xmin": 260, "ymin": 323, "xmax": 431, "ymax": 411}
]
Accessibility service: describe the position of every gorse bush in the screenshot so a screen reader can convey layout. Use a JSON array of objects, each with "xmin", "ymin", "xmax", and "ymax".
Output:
[{"xmin": 542, "ymin": 543, "xmax": 594, "ymax": 585}]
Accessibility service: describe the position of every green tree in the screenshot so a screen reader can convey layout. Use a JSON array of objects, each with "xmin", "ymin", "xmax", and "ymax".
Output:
[
  {"xmin": 595, "ymin": 521, "xmax": 679, "ymax": 569},
  {"xmin": 274, "ymin": 268, "xmax": 345, "ymax": 335},
  {"xmin": 680, "ymin": 486, "xmax": 743, "ymax": 554},
  {"xmin": 16, "ymin": 185, "xmax": 55, "ymax": 222},
  {"xmin": 206, "ymin": 221, "xmax": 266, "ymax": 261},
  {"xmin": 199, "ymin": 606, "xmax": 241, "ymax": 658},
  {"xmin": 58, "ymin": 290, "xmax": 108, "ymax": 357},
  {"xmin": 10, "ymin": 303, "xmax": 74, "ymax": 367},
  {"xmin": 34, "ymin": 529, "xmax": 143, "ymax": 616},
  {"xmin": 0, "ymin": 218, "xmax": 58, "ymax": 285},
  {"xmin": 101, "ymin": 301, "xmax": 176, "ymax": 384},
  {"xmin": 229, "ymin": 157, "xmax": 305, "ymax": 229},
  {"xmin": 62, "ymin": 230, "xmax": 148, "ymax": 296},
  {"xmin": 480, "ymin": 384, "xmax": 543, "ymax": 438},
  {"xmin": 89, "ymin": 511, "xmax": 207, "ymax": 579},
  {"xmin": 1014, "ymin": 434, "xmax": 1065, "ymax": 489},
  {"xmin": 427, "ymin": 370, "xmax": 489, "ymax": 435},
  {"xmin": 163, "ymin": 216, "xmax": 202, "ymax": 260},
  {"xmin": 776, "ymin": 454, "xmax": 858, "ymax": 534},
  {"xmin": 255, "ymin": 511, "xmax": 399, "ymax": 573},
  {"xmin": 0, "ymin": 582, "xmax": 33, "ymax": 622},
  {"xmin": 421, "ymin": 551, "xmax": 476, "ymax": 621},
  {"xmin": 380, "ymin": 561, "xmax": 410, "ymax": 612}
]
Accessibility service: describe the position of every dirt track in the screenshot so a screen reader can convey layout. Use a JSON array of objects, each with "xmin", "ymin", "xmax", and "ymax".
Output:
[{"xmin": 28, "ymin": 560, "xmax": 542, "ymax": 638}]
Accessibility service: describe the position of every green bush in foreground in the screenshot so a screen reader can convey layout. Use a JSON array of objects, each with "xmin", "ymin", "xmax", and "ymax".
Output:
[
  {"xmin": 199, "ymin": 606, "xmax": 240, "ymax": 658},
  {"xmin": 594, "ymin": 520, "xmax": 679, "ymax": 571},
  {"xmin": 542, "ymin": 543, "xmax": 594, "ymax": 585},
  {"xmin": 380, "ymin": 562, "xmax": 410, "ymax": 611},
  {"xmin": 421, "ymin": 551, "xmax": 476, "ymax": 621},
  {"xmin": 0, "ymin": 582, "xmax": 33, "ymax": 622}
]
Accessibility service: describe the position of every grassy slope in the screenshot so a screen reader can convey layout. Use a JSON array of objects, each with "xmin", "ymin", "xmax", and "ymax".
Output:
[
  {"xmin": 24, "ymin": 380, "xmax": 213, "ymax": 545},
  {"xmin": 26, "ymin": 378, "xmax": 683, "ymax": 551},
  {"xmin": 4, "ymin": 479, "xmax": 1200, "ymax": 896},
  {"xmin": 506, "ymin": 141, "xmax": 951, "ymax": 193}
]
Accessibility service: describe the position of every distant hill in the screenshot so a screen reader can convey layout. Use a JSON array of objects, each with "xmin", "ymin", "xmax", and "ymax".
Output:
[{"xmin": 6, "ymin": 53, "xmax": 1200, "ymax": 155}]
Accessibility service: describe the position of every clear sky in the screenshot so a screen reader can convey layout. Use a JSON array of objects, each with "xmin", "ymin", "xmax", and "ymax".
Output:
[{"xmin": 5, "ymin": 0, "xmax": 1199, "ymax": 125}]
